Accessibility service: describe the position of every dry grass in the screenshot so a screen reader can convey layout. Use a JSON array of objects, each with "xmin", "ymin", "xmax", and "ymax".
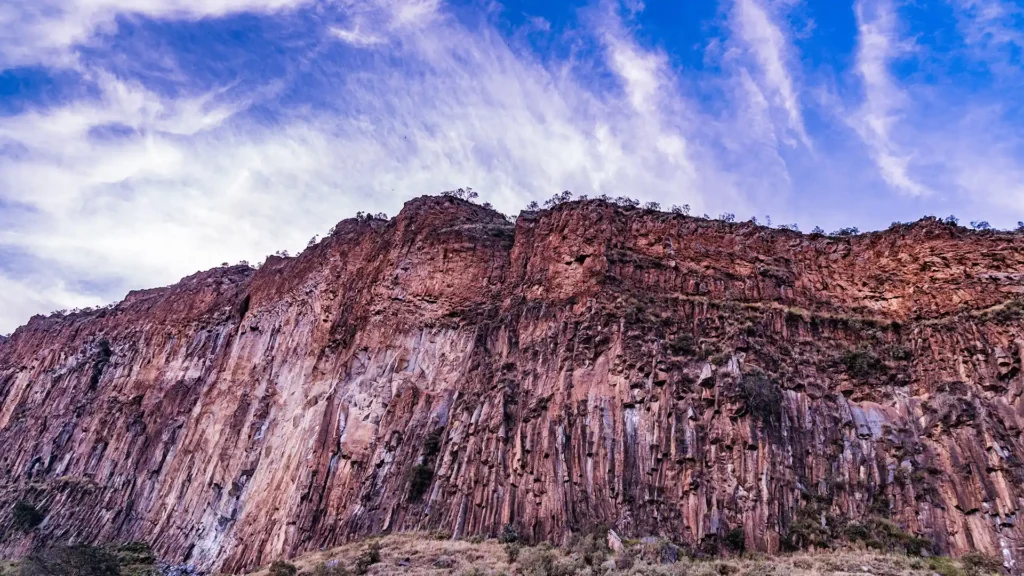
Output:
[
  {"xmin": 239, "ymin": 533, "xmax": 1001, "ymax": 576},
  {"xmin": 243, "ymin": 533, "xmax": 514, "ymax": 575}
]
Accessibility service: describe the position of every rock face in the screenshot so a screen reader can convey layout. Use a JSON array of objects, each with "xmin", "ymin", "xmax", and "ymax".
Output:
[{"xmin": 2, "ymin": 196, "xmax": 1024, "ymax": 572}]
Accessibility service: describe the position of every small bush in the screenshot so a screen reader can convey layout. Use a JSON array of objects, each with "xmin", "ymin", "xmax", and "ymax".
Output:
[
  {"xmin": 566, "ymin": 533, "xmax": 608, "ymax": 567},
  {"xmin": 499, "ymin": 523, "xmax": 519, "ymax": 544},
  {"xmin": 505, "ymin": 543, "xmax": 521, "ymax": 563},
  {"xmin": 961, "ymin": 552, "xmax": 1004, "ymax": 575},
  {"xmin": 613, "ymin": 550, "xmax": 636, "ymax": 570},
  {"xmin": 517, "ymin": 545, "xmax": 579, "ymax": 576},
  {"xmin": 19, "ymin": 545, "xmax": 120, "ymax": 576},
  {"xmin": 738, "ymin": 373, "xmax": 784, "ymax": 438},
  {"xmin": 668, "ymin": 334, "xmax": 696, "ymax": 356},
  {"xmin": 517, "ymin": 546, "xmax": 555, "ymax": 576},
  {"xmin": 269, "ymin": 560, "xmax": 298, "ymax": 576},
  {"xmin": 791, "ymin": 558, "xmax": 814, "ymax": 570},
  {"xmin": 113, "ymin": 542, "xmax": 157, "ymax": 576},
  {"xmin": 353, "ymin": 542, "xmax": 381, "ymax": 575},
  {"xmin": 780, "ymin": 502, "xmax": 840, "ymax": 551},
  {"xmin": 716, "ymin": 562, "xmax": 739, "ymax": 575},
  {"xmin": 841, "ymin": 349, "xmax": 886, "ymax": 379},
  {"xmin": 12, "ymin": 501, "xmax": 44, "ymax": 531},
  {"xmin": 408, "ymin": 464, "xmax": 434, "ymax": 502},
  {"xmin": 423, "ymin": 429, "xmax": 444, "ymax": 458},
  {"xmin": 845, "ymin": 517, "xmax": 933, "ymax": 555},
  {"xmin": 928, "ymin": 556, "xmax": 965, "ymax": 576},
  {"xmin": 724, "ymin": 528, "xmax": 745, "ymax": 553},
  {"xmin": 843, "ymin": 521, "xmax": 870, "ymax": 541},
  {"xmin": 887, "ymin": 344, "xmax": 912, "ymax": 361}
]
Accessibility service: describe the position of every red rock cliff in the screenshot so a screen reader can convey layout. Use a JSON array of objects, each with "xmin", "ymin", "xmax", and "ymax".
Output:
[{"xmin": 2, "ymin": 196, "xmax": 1024, "ymax": 572}]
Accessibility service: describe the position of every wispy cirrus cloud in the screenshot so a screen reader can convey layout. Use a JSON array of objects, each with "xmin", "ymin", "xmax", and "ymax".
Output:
[
  {"xmin": 952, "ymin": 0, "xmax": 1024, "ymax": 55},
  {"xmin": 848, "ymin": 0, "xmax": 932, "ymax": 197},
  {"xmin": 0, "ymin": 0, "xmax": 317, "ymax": 69},
  {"xmin": 329, "ymin": 25, "xmax": 386, "ymax": 47},
  {"xmin": 841, "ymin": 0, "xmax": 1024, "ymax": 212},
  {"xmin": 729, "ymin": 0, "xmax": 811, "ymax": 148}
]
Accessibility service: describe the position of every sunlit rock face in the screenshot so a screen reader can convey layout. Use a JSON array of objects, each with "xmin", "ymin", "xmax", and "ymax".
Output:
[{"xmin": 2, "ymin": 196, "xmax": 1024, "ymax": 572}]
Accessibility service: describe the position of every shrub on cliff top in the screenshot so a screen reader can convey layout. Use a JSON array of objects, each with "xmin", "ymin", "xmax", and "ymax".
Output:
[
  {"xmin": 441, "ymin": 187, "xmax": 479, "ymax": 201},
  {"xmin": 543, "ymin": 190, "xmax": 573, "ymax": 208}
]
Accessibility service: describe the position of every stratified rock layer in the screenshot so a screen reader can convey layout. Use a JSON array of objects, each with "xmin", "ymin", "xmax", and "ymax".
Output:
[{"xmin": 2, "ymin": 197, "xmax": 1024, "ymax": 572}]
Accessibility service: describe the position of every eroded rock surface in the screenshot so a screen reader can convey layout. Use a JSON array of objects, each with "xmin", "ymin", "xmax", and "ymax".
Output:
[{"xmin": 2, "ymin": 196, "xmax": 1024, "ymax": 572}]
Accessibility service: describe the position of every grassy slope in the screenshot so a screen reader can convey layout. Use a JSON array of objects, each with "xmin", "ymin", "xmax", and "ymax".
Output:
[{"xmin": 242, "ymin": 533, "xmax": 1000, "ymax": 576}]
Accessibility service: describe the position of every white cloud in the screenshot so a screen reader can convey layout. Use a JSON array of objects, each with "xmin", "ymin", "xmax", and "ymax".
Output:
[
  {"xmin": 0, "ymin": 0, "xmax": 316, "ymax": 70},
  {"xmin": 389, "ymin": 0, "xmax": 441, "ymax": 28},
  {"xmin": 328, "ymin": 0, "xmax": 441, "ymax": 47},
  {"xmin": 329, "ymin": 25, "xmax": 386, "ymax": 47},
  {"xmin": 730, "ymin": 0, "xmax": 810, "ymax": 148},
  {"xmin": 922, "ymin": 106, "xmax": 1024, "ymax": 216},
  {"xmin": 848, "ymin": 0, "xmax": 931, "ymax": 196},
  {"xmin": 840, "ymin": 0, "xmax": 1024, "ymax": 216},
  {"xmin": 952, "ymin": 0, "xmax": 1024, "ymax": 53},
  {"xmin": 0, "ymin": 275, "xmax": 99, "ymax": 336}
]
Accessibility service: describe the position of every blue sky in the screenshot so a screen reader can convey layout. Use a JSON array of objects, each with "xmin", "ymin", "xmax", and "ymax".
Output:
[{"xmin": 0, "ymin": 0, "xmax": 1023, "ymax": 332}]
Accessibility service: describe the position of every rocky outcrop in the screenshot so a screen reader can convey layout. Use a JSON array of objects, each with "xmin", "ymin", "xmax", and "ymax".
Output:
[{"xmin": 2, "ymin": 196, "xmax": 1024, "ymax": 572}]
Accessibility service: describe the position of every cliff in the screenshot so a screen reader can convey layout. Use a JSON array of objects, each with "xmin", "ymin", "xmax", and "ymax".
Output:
[{"xmin": 2, "ymin": 196, "xmax": 1024, "ymax": 572}]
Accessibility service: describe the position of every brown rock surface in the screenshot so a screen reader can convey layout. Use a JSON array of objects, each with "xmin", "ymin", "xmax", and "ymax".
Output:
[{"xmin": 2, "ymin": 196, "xmax": 1024, "ymax": 572}]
